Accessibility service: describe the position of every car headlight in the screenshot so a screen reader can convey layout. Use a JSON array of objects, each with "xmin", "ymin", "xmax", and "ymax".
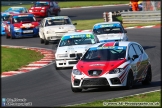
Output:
[
  {"xmin": 72, "ymin": 69, "xmax": 82, "ymax": 75},
  {"xmin": 29, "ymin": 10, "xmax": 32, "ymax": 12},
  {"xmin": 109, "ymin": 68, "xmax": 124, "ymax": 74},
  {"xmin": 57, "ymin": 54, "xmax": 68, "ymax": 58},
  {"xmin": 14, "ymin": 27, "xmax": 20, "ymax": 31}
]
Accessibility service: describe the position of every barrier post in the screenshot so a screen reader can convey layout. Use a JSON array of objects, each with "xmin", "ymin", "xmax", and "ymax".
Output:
[{"xmin": 108, "ymin": 12, "xmax": 113, "ymax": 22}]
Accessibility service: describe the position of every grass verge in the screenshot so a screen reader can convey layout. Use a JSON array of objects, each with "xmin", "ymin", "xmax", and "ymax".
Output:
[
  {"xmin": 74, "ymin": 16, "xmax": 160, "ymax": 30},
  {"xmin": 69, "ymin": 90, "xmax": 161, "ymax": 107},
  {"xmin": 1, "ymin": 1, "xmax": 128, "ymax": 11},
  {"xmin": 1, "ymin": 47, "xmax": 44, "ymax": 73}
]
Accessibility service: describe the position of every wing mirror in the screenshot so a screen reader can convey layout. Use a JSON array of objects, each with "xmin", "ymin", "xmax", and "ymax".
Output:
[
  {"xmin": 124, "ymin": 30, "xmax": 127, "ymax": 33},
  {"xmin": 132, "ymin": 55, "xmax": 139, "ymax": 60},
  {"xmin": 73, "ymin": 23, "xmax": 77, "ymax": 25}
]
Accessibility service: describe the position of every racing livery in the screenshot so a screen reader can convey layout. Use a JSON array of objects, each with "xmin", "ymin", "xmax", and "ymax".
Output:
[
  {"xmin": 71, "ymin": 41, "xmax": 152, "ymax": 92},
  {"xmin": 39, "ymin": 16, "xmax": 77, "ymax": 45},
  {"xmin": 5, "ymin": 7, "xmax": 28, "ymax": 13},
  {"xmin": 5, "ymin": 13, "xmax": 39, "ymax": 39},
  {"xmin": 1, "ymin": 12, "xmax": 20, "ymax": 35},
  {"xmin": 55, "ymin": 32, "xmax": 100, "ymax": 69},
  {"xmin": 93, "ymin": 22, "xmax": 128, "ymax": 42},
  {"xmin": 28, "ymin": 0, "xmax": 61, "ymax": 17}
]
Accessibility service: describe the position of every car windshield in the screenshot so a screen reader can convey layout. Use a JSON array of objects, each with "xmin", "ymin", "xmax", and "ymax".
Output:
[
  {"xmin": 8, "ymin": 8, "xmax": 22, "ymax": 11},
  {"xmin": 93, "ymin": 27, "xmax": 124, "ymax": 34},
  {"xmin": 59, "ymin": 34, "xmax": 96, "ymax": 47},
  {"xmin": 35, "ymin": 1, "xmax": 49, "ymax": 6},
  {"xmin": 12, "ymin": 16, "xmax": 36, "ymax": 23},
  {"xmin": 81, "ymin": 46, "xmax": 127, "ymax": 61},
  {"xmin": 45, "ymin": 19, "xmax": 71, "ymax": 26},
  {"xmin": 1, "ymin": 15, "xmax": 10, "ymax": 21}
]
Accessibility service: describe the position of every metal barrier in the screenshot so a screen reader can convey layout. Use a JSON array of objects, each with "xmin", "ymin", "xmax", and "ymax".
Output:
[{"xmin": 121, "ymin": 11, "xmax": 161, "ymax": 23}]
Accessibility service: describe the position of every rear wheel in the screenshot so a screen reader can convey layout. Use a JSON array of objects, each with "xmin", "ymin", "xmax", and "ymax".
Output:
[
  {"xmin": 71, "ymin": 84, "xmax": 82, "ymax": 92},
  {"xmin": 142, "ymin": 67, "xmax": 152, "ymax": 85},
  {"xmin": 55, "ymin": 11, "xmax": 60, "ymax": 16},
  {"xmin": 124, "ymin": 71, "xmax": 134, "ymax": 90}
]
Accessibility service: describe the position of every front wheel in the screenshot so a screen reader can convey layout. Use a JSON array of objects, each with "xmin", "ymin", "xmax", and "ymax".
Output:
[
  {"xmin": 71, "ymin": 85, "xmax": 82, "ymax": 92},
  {"xmin": 124, "ymin": 71, "xmax": 134, "ymax": 90},
  {"xmin": 40, "ymin": 38, "xmax": 44, "ymax": 44}
]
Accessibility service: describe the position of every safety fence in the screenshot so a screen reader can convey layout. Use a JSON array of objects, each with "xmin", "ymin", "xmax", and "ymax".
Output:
[
  {"xmin": 121, "ymin": 11, "xmax": 161, "ymax": 23},
  {"xmin": 142, "ymin": 0, "xmax": 161, "ymax": 11}
]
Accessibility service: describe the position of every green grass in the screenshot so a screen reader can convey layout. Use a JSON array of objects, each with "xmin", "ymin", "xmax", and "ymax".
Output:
[
  {"xmin": 1, "ymin": 47, "xmax": 44, "ymax": 73},
  {"xmin": 74, "ymin": 17, "xmax": 161, "ymax": 30},
  {"xmin": 70, "ymin": 91, "xmax": 161, "ymax": 107},
  {"xmin": 1, "ymin": 1, "xmax": 128, "ymax": 11}
]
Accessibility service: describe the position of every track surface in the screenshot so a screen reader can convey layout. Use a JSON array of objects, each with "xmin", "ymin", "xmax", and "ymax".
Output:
[{"xmin": 1, "ymin": 6, "xmax": 161, "ymax": 107}]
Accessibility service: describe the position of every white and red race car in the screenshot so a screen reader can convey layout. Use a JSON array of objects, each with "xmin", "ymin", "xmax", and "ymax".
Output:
[{"xmin": 71, "ymin": 41, "xmax": 152, "ymax": 92}]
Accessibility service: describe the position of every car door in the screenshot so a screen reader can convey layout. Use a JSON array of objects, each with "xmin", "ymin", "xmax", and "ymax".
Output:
[
  {"xmin": 128, "ymin": 44, "xmax": 140, "ymax": 80},
  {"xmin": 132, "ymin": 43, "xmax": 146, "ymax": 80}
]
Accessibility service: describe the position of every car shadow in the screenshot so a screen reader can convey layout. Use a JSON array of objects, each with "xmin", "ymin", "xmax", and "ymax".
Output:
[
  {"xmin": 81, "ymin": 80, "xmax": 161, "ymax": 93},
  {"xmin": 142, "ymin": 46, "xmax": 156, "ymax": 50}
]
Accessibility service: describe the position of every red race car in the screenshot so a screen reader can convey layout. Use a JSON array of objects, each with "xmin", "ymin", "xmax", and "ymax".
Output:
[{"xmin": 28, "ymin": 0, "xmax": 61, "ymax": 17}]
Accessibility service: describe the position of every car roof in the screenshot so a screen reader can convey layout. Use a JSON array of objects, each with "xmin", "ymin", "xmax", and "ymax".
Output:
[
  {"xmin": 91, "ymin": 41, "xmax": 140, "ymax": 48},
  {"xmin": 9, "ymin": 7, "xmax": 25, "ymax": 8},
  {"xmin": 93, "ymin": 21, "xmax": 121, "ymax": 26},
  {"xmin": 45, "ymin": 16, "xmax": 69, "ymax": 20},
  {"xmin": 63, "ymin": 32, "xmax": 93, "ymax": 36},
  {"xmin": 11, "ymin": 13, "xmax": 34, "ymax": 16}
]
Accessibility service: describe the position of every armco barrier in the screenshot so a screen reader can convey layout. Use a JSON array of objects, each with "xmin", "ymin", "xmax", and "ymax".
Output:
[{"xmin": 121, "ymin": 11, "xmax": 161, "ymax": 24}]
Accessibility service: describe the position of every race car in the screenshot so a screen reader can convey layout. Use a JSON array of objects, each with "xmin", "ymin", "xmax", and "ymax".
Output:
[
  {"xmin": 39, "ymin": 16, "xmax": 77, "ymax": 45},
  {"xmin": 5, "ymin": 13, "xmax": 39, "ymax": 39},
  {"xmin": 55, "ymin": 32, "xmax": 100, "ymax": 69},
  {"xmin": 1, "ymin": 12, "xmax": 20, "ymax": 35},
  {"xmin": 71, "ymin": 41, "xmax": 152, "ymax": 92},
  {"xmin": 92, "ymin": 22, "xmax": 128, "ymax": 42},
  {"xmin": 5, "ymin": 7, "xmax": 28, "ymax": 13},
  {"xmin": 28, "ymin": 0, "xmax": 61, "ymax": 17}
]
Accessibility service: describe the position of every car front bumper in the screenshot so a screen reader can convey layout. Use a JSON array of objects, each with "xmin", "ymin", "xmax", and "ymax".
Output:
[
  {"xmin": 71, "ymin": 71, "xmax": 129, "ymax": 88},
  {"xmin": 55, "ymin": 59, "xmax": 78, "ymax": 68}
]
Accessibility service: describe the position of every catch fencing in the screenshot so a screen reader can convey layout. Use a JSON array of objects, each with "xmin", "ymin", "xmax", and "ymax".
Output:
[{"xmin": 142, "ymin": 0, "xmax": 161, "ymax": 11}]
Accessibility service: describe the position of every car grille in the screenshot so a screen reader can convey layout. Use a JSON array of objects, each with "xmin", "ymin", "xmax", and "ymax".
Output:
[
  {"xmin": 22, "ymin": 28, "xmax": 33, "ymax": 30},
  {"xmin": 69, "ymin": 53, "xmax": 82, "ymax": 58},
  {"xmin": 82, "ymin": 78, "xmax": 109, "ymax": 86},
  {"xmin": 88, "ymin": 70, "xmax": 102, "ymax": 76},
  {"xmin": 68, "ymin": 61, "xmax": 78, "ymax": 64}
]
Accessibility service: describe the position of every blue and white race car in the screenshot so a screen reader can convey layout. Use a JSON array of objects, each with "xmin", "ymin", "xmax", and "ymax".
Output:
[
  {"xmin": 92, "ymin": 22, "xmax": 128, "ymax": 43},
  {"xmin": 1, "ymin": 12, "xmax": 20, "ymax": 35},
  {"xmin": 5, "ymin": 7, "xmax": 28, "ymax": 13}
]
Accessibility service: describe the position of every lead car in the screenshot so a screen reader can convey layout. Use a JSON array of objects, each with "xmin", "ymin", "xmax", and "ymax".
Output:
[{"xmin": 71, "ymin": 41, "xmax": 152, "ymax": 92}]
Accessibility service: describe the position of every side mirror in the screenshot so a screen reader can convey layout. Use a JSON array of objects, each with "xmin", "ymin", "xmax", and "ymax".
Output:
[
  {"xmin": 132, "ymin": 55, "xmax": 139, "ymax": 60},
  {"xmin": 124, "ymin": 30, "xmax": 127, "ymax": 33},
  {"xmin": 73, "ymin": 23, "xmax": 77, "ymax": 25}
]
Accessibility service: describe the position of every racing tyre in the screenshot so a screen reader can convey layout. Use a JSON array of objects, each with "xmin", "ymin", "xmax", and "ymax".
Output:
[
  {"xmin": 124, "ymin": 71, "xmax": 134, "ymax": 90},
  {"xmin": 44, "ymin": 39, "xmax": 49, "ymax": 45},
  {"xmin": 40, "ymin": 38, "xmax": 44, "ymax": 44},
  {"xmin": 142, "ymin": 67, "xmax": 152, "ymax": 85},
  {"xmin": 6, "ymin": 33, "xmax": 10, "ymax": 39},
  {"xmin": 71, "ymin": 85, "xmax": 82, "ymax": 92},
  {"xmin": 55, "ymin": 11, "xmax": 60, "ymax": 16},
  {"xmin": 55, "ymin": 63, "xmax": 60, "ymax": 70}
]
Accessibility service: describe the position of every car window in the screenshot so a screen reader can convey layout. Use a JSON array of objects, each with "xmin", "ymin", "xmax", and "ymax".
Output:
[
  {"xmin": 128, "ymin": 45, "xmax": 137, "ymax": 58},
  {"xmin": 35, "ymin": 1, "xmax": 49, "ymax": 7},
  {"xmin": 45, "ymin": 18, "xmax": 72, "ymax": 26},
  {"xmin": 81, "ymin": 46, "xmax": 127, "ymax": 61},
  {"xmin": 132, "ymin": 44, "xmax": 143, "ymax": 55},
  {"xmin": 59, "ymin": 34, "xmax": 96, "ymax": 47}
]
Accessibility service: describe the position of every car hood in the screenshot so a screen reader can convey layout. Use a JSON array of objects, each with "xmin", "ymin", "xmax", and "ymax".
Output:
[
  {"xmin": 13, "ymin": 22, "xmax": 39, "ymax": 28},
  {"xmin": 56, "ymin": 44, "xmax": 92, "ymax": 54},
  {"xmin": 76, "ymin": 59, "xmax": 126, "ymax": 76},
  {"xmin": 45, "ymin": 25, "xmax": 76, "ymax": 32},
  {"xmin": 96, "ymin": 33, "xmax": 124, "ymax": 41}
]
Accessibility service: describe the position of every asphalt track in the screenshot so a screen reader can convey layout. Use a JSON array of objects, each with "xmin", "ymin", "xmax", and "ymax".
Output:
[{"xmin": 1, "ymin": 5, "xmax": 161, "ymax": 107}]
